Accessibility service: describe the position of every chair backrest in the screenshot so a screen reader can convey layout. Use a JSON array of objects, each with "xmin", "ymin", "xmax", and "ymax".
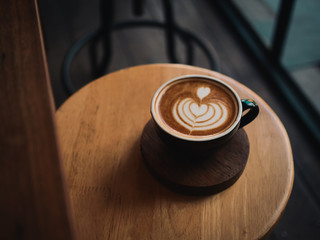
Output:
[{"xmin": 0, "ymin": 0, "xmax": 75, "ymax": 239}]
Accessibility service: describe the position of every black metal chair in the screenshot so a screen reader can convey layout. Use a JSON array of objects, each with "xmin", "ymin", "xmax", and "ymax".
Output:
[{"xmin": 62, "ymin": 0, "xmax": 219, "ymax": 95}]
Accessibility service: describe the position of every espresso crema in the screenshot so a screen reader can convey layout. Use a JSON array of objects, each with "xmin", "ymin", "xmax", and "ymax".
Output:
[{"xmin": 154, "ymin": 78, "xmax": 239, "ymax": 139}]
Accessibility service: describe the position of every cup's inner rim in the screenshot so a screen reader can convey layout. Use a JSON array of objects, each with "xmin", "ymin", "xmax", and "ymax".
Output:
[{"xmin": 151, "ymin": 75, "xmax": 242, "ymax": 142}]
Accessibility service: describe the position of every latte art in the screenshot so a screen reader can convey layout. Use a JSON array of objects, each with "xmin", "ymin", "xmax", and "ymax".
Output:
[
  {"xmin": 154, "ymin": 78, "xmax": 239, "ymax": 138},
  {"xmin": 172, "ymin": 88, "xmax": 228, "ymax": 133}
]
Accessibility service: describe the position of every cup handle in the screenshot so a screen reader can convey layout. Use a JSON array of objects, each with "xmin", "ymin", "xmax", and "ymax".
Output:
[{"xmin": 239, "ymin": 99, "xmax": 259, "ymax": 128}]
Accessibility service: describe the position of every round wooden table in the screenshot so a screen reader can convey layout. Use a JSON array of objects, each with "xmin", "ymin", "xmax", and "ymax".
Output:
[{"xmin": 56, "ymin": 64, "xmax": 294, "ymax": 240}]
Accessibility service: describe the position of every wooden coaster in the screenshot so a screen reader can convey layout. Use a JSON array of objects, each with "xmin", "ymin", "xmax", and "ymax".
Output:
[{"xmin": 140, "ymin": 120, "xmax": 250, "ymax": 195}]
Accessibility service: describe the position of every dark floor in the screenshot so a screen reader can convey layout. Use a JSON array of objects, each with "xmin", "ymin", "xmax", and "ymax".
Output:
[{"xmin": 38, "ymin": 0, "xmax": 320, "ymax": 239}]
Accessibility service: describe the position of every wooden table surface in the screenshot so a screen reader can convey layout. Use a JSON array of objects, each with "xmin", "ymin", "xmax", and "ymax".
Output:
[{"xmin": 56, "ymin": 64, "xmax": 294, "ymax": 240}]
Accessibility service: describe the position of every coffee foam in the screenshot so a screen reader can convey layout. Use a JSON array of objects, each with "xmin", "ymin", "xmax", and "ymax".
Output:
[{"xmin": 154, "ymin": 78, "xmax": 239, "ymax": 139}]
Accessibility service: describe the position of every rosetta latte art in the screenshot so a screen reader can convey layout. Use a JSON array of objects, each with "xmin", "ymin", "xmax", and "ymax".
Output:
[{"xmin": 172, "ymin": 87, "xmax": 228, "ymax": 133}]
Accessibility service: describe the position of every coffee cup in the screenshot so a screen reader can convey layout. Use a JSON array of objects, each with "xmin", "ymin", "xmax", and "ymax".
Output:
[{"xmin": 150, "ymin": 75, "xmax": 259, "ymax": 151}]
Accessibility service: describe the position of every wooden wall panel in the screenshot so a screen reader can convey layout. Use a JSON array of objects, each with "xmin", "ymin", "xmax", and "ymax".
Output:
[{"xmin": 0, "ymin": 0, "xmax": 75, "ymax": 239}]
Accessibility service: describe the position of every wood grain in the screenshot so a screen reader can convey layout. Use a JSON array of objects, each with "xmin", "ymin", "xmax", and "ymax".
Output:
[
  {"xmin": 56, "ymin": 64, "xmax": 294, "ymax": 240},
  {"xmin": 141, "ymin": 120, "xmax": 249, "ymax": 195},
  {"xmin": 0, "ymin": 0, "xmax": 75, "ymax": 239}
]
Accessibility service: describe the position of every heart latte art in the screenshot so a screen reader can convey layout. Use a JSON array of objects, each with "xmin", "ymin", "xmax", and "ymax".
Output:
[
  {"xmin": 172, "ymin": 87, "xmax": 228, "ymax": 132},
  {"xmin": 155, "ymin": 78, "xmax": 238, "ymax": 138}
]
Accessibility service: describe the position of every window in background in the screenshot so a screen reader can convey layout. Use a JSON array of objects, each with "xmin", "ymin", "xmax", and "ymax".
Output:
[{"xmin": 232, "ymin": 0, "xmax": 320, "ymax": 114}]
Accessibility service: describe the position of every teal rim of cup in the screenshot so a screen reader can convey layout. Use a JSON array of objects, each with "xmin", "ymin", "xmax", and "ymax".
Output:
[{"xmin": 151, "ymin": 74, "xmax": 243, "ymax": 142}]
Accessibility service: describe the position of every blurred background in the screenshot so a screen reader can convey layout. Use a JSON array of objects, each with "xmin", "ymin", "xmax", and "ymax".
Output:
[{"xmin": 38, "ymin": 0, "xmax": 320, "ymax": 239}]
